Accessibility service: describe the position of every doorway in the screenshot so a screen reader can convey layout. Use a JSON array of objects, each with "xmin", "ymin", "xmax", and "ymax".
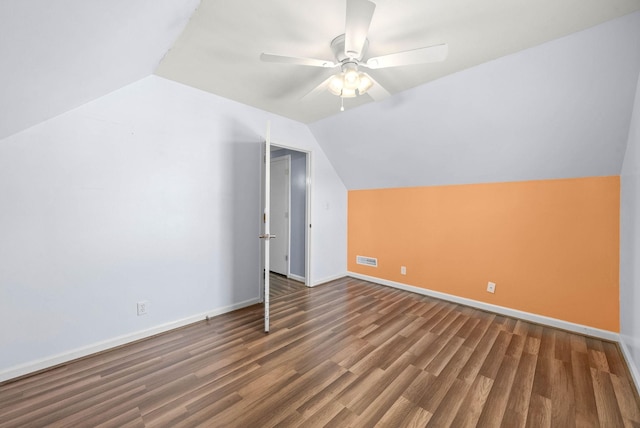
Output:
[
  {"xmin": 269, "ymin": 144, "xmax": 310, "ymax": 294},
  {"xmin": 269, "ymin": 155, "xmax": 290, "ymax": 276}
]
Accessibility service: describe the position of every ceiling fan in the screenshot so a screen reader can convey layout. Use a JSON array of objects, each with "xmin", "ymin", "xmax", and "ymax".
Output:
[{"xmin": 260, "ymin": 0, "xmax": 448, "ymax": 103}]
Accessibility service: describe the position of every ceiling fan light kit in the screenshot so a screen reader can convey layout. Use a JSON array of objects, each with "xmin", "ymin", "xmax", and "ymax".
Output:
[
  {"xmin": 327, "ymin": 63, "xmax": 373, "ymax": 97},
  {"xmin": 260, "ymin": 0, "xmax": 448, "ymax": 103}
]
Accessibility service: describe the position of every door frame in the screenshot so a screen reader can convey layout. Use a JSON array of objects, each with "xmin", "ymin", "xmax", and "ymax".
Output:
[{"xmin": 270, "ymin": 142, "xmax": 312, "ymax": 288}]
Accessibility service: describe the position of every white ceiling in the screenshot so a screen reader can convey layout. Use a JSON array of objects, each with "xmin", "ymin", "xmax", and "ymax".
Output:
[
  {"xmin": 0, "ymin": 0, "xmax": 198, "ymax": 139},
  {"xmin": 1, "ymin": 0, "xmax": 640, "ymax": 190},
  {"xmin": 156, "ymin": 0, "xmax": 640, "ymax": 124},
  {"xmin": 310, "ymin": 12, "xmax": 640, "ymax": 189}
]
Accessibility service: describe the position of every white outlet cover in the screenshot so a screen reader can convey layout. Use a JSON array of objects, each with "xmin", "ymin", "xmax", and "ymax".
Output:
[
  {"xmin": 401, "ymin": 266, "xmax": 407, "ymax": 275},
  {"xmin": 137, "ymin": 301, "xmax": 148, "ymax": 316},
  {"xmin": 487, "ymin": 282, "xmax": 496, "ymax": 293}
]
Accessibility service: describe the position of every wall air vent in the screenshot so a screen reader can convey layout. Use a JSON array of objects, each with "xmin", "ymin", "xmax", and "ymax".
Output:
[{"xmin": 356, "ymin": 255, "xmax": 378, "ymax": 267}]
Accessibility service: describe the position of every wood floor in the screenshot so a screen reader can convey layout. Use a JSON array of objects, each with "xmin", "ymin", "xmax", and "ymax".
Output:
[
  {"xmin": 1, "ymin": 276, "xmax": 639, "ymax": 427},
  {"xmin": 269, "ymin": 272, "xmax": 306, "ymax": 299}
]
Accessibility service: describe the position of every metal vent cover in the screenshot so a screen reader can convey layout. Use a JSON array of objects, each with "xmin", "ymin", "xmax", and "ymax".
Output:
[{"xmin": 356, "ymin": 255, "xmax": 378, "ymax": 267}]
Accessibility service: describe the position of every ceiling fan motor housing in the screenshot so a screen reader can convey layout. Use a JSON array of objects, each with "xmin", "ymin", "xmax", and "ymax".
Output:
[{"xmin": 331, "ymin": 34, "xmax": 369, "ymax": 63}]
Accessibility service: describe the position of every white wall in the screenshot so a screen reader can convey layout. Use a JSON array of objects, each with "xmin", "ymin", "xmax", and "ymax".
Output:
[
  {"xmin": 621, "ymin": 70, "xmax": 640, "ymax": 386},
  {"xmin": 0, "ymin": 75, "xmax": 347, "ymax": 381}
]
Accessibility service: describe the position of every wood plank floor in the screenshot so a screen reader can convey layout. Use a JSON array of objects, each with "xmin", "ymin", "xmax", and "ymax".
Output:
[
  {"xmin": 1, "ymin": 277, "xmax": 639, "ymax": 427},
  {"xmin": 269, "ymin": 272, "xmax": 306, "ymax": 299}
]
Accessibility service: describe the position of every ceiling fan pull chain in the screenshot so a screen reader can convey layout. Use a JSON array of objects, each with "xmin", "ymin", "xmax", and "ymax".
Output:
[{"xmin": 340, "ymin": 97, "xmax": 345, "ymax": 112}]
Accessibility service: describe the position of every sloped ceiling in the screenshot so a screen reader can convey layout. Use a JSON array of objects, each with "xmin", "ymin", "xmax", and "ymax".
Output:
[
  {"xmin": 2, "ymin": 1, "xmax": 640, "ymax": 190},
  {"xmin": 310, "ymin": 13, "xmax": 640, "ymax": 189},
  {"xmin": 309, "ymin": 12, "xmax": 640, "ymax": 189},
  {"xmin": 156, "ymin": 0, "xmax": 640, "ymax": 124},
  {"xmin": 0, "ymin": 0, "xmax": 199, "ymax": 140}
]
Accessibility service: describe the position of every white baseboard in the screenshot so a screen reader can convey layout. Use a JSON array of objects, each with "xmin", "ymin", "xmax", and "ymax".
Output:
[
  {"xmin": 288, "ymin": 273, "xmax": 306, "ymax": 283},
  {"xmin": 619, "ymin": 338, "xmax": 640, "ymax": 394},
  {"xmin": 348, "ymin": 272, "xmax": 619, "ymax": 342},
  {"xmin": 311, "ymin": 272, "xmax": 348, "ymax": 287},
  {"xmin": 0, "ymin": 297, "xmax": 260, "ymax": 384}
]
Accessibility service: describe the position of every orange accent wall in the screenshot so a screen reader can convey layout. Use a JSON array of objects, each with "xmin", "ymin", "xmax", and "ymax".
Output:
[{"xmin": 348, "ymin": 176, "xmax": 620, "ymax": 332}]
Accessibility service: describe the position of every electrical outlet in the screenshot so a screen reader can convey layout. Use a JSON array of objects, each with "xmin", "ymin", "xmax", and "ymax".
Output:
[
  {"xmin": 401, "ymin": 266, "xmax": 407, "ymax": 275},
  {"xmin": 487, "ymin": 282, "xmax": 496, "ymax": 294},
  {"xmin": 137, "ymin": 301, "xmax": 148, "ymax": 316}
]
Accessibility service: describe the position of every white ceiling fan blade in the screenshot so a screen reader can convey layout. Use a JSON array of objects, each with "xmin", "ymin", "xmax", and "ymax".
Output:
[
  {"xmin": 344, "ymin": 0, "xmax": 375, "ymax": 58},
  {"xmin": 260, "ymin": 53, "xmax": 337, "ymax": 68},
  {"xmin": 365, "ymin": 44, "xmax": 448, "ymax": 69},
  {"xmin": 362, "ymin": 72, "xmax": 391, "ymax": 101},
  {"xmin": 301, "ymin": 75, "xmax": 335, "ymax": 100}
]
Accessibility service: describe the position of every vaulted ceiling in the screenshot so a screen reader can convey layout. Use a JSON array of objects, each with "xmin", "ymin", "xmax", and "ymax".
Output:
[
  {"xmin": 310, "ymin": 12, "xmax": 640, "ymax": 188},
  {"xmin": 0, "ymin": 0, "xmax": 198, "ymax": 139},
  {"xmin": 2, "ymin": 0, "xmax": 640, "ymax": 189},
  {"xmin": 156, "ymin": 0, "xmax": 640, "ymax": 123}
]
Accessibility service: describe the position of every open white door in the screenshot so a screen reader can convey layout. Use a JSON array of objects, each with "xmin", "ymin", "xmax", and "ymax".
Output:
[{"xmin": 259, "ymin": 122, "xmax": 272, "ymax": 333}]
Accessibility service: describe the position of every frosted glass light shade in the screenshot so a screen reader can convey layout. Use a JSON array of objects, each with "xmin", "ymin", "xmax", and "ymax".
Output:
[
  {"xmin": 343, "ymin": 68, "xmax": 360, "ymax": 90},
  {"xmin": 357, "ymin": 73, "xmax": 373, "ymax": 94},
  {"xmin": 326, "ymin": 64, "xmax": 374, "ymax": 98},
  {"xmin": 328, "ymin": 74, "xmax": 345, "ymax": 96},
  {"xmin": 341, "ymin": 88, "xmax": 357, "ymax": 98}
]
